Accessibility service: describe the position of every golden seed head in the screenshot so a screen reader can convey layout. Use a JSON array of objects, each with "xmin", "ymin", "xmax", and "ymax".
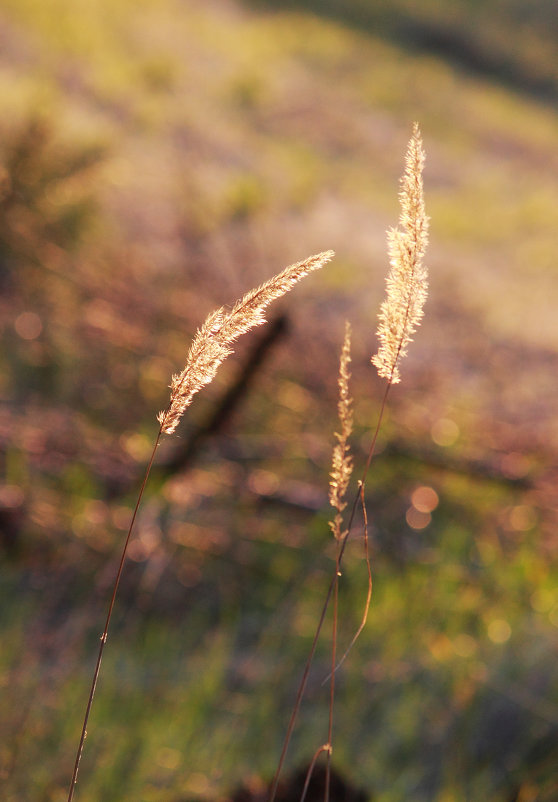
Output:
[
  {"xmin": 329, "ymin": 321, "xmax": 353, "ymax": 540},
  {"xmin": 158, "ymin": 250, "xmax": 334, "ymax": 435},
  {"xmin": 372, "ymin": 123, "xmax": 429, "ymax": 384}
]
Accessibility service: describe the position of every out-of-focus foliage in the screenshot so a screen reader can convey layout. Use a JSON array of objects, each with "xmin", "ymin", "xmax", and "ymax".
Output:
[
  {"xmin": 247, "ymin": 0, "xmax": 558, "ymax": 101},
  {"xmin": 1, "ymin": 0, "xmax": 557, "ymax": 800}
]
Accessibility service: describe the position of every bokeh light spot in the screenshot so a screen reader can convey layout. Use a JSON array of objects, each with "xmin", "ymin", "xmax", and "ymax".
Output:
[
  {"xmin": 83, "ymin": 500, "xmax": 108, "ymax": 525},
  {"xmin": 111, "ymin": 506, "xmax": 132, "ymax": 531},
  {"xmin": 509, "ymin": 505, "xmax": 537, "ymax": 531},
  {"xmin": 500, "ymin": 452, "xmax": 530, "ymax": 479},
  {"xmin": 177, "ymin": 562, "xmax": 202, "ymax": 588},
  {"xmin": 452, "ymin": 633, "xmax": 477, "ymax": 658},
  {"xmin": 121, "ymin": 432, "xmax": 152, "ymax": 461},
  {"xmin": 0, "ymin": 485, "xmax": 24, "ymax": 508},
  {"xmin": 431, "ymin": 417, "xmax": 459, "ymax": 446},
  {"xmin": 411, "ymin": 485, "xmax": 439, "ymax": 513},
  {"xmin": 248, "ymin": 468, "xmax": 279, "ymax": 496},
  {"xmin": 406, "ymin": 506, "xmax": 431, "ymax": 530},
  {"xmin": 184, "ymin": 773, "xmax": 210, "ymax": 795},
  {"xmin": 428, "ymin": 633, "xmax": 453, "ymax": 662},
  {"xmin": 15, "ymin": 311, "xmax": 42, "ymax": 340},
  {"xmin": 156, "ymin": 747, "xmax": 180, "ymax": 770},
  {"xmin": 530, "ymin": 588, "xmax": 556, "ymax": 613},
  {"xmin": 487, "ymin": 619, "xmax": 511, "ymax": 644}
]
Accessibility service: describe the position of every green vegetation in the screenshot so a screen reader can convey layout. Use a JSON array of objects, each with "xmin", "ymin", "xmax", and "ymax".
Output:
[{"xmin": 1, "ymin": 1, "xmax": 557, "ymax": 800}]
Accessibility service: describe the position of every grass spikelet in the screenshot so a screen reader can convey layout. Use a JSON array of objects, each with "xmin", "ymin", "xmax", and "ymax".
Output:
[
  {"xmin": 329, "ymin": 321, "xmax": 353, "ymax": 540},
  {"xmin": 371, "ymin": 122, "xmax": 429, "ymax": 383},
  {"xmin": 158, "ymin": 250, "xmax": 335, "ymax": 435}
]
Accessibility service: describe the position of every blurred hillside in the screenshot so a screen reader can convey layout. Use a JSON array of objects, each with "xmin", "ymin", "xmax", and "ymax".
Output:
[{"xmin": 1, "ymin": 1, "xmax": 557, "ymax": 801}]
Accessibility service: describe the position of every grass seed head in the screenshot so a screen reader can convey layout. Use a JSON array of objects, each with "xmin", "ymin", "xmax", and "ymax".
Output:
[
  {"xmin": 159, "ymin": 250, "xmax": 335, "ymax": 435},
  {"xmin": 372, "ymin": 122, "xmax": 429, "ymax": 384},
  {"xmin": 329, "ymin": 321, "xmax": 353, "ymax": 540}
]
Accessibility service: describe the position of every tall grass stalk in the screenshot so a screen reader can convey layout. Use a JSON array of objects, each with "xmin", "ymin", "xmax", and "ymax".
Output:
[
  {"xmin": 325, "ymin": 321, "xmax": 352, "ymax": 802},
  {"xmin": 267, "ymin": 123, "xmax": 428, "ymax": 802},
  {"xmin": 65, "ymin": 251, "xmax": 334, "ymax": 802}
]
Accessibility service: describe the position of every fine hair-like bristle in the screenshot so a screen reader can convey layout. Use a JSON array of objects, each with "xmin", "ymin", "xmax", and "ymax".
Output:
[
  {"xmin": 158, "ymin": 250, "xmax": 335, "ymax": 435},
  {"xmin": 371, "ymin": 122, "xmax": 429, "ymax": 384},
  {"xmin": 329, "ymin": 321, "xmax": 353, "ymax": 540}
]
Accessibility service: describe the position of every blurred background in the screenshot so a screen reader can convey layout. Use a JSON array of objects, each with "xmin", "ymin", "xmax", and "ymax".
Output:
[{"xmin": 1, "ymin": 0, "xmax": 558, "ymax": 800}]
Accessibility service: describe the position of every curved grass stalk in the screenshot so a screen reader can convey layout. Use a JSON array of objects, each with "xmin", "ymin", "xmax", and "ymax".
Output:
[{"xmin": 300, "ymin": 744, "xmax": 332, "ymax": 802}]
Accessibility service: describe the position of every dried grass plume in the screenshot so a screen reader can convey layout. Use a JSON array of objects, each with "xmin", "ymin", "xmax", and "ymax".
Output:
[
  {"xmin": 329, "ymin": 321, "xmax": 353, "ymax": 540},
  {"xmin": 372, "ymin": 122, "xmax": 429, "ymax": 384},
  {"xmin": 158, "ymin": 250, "xmax": 334, "ymax": 435}
]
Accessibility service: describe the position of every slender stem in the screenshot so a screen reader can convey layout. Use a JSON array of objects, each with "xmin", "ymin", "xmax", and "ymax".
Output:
[
  {"xmin": 325, "ymin": 543, "xmax": 340, "ymax": 802},
  {"xmin": 267, "ymin": 558, "xmax": 340, "ymax": 802},
  {"xmin": 300, "ymin": 744, "xmax": 331, "ymax": 802},
  {"xmin": 268, "ymin": 379, "xmax": 392, "ymax": 802},
  {"xmin": 361, "ymin": 379, "xmax": 392, "ymax": 483},
  {"xmin": 66, "ymin": 426, "xmax": 164, "ymax": 802},
  {"xmin": 323, "ymin": 481, "xmax": 372, "ymax": 683}
]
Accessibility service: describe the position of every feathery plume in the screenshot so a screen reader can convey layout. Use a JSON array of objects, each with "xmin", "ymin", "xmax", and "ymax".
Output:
[
  {"xmin": 158, "ymin": 250, "xmax": 335, "ymax": 435},
  {"xmin": 329, "ymin": 321, "xmax": 353, "ymax": 540},
  {"xmin": 371, "ymin": 122, "xmax": 429, "ymax": 384}
]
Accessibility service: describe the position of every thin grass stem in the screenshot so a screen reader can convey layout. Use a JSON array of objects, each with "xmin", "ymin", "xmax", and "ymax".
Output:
[
  {"xmin": 322, "ymin": 480, "xmax": 372, "ymax": 685},
  {"xmin": 324, "ymin": 541, "xmax": 340, "ymax": 802},
  {"xmin": 300, "ymin": 744, "xmax": 332, "ymax": 802},
  {"xmin": 66, "ymin": 424, "xmax": 164, "ymax": 802},
  {"xmin": 268, "ymin": 380, "xmax": 391, "ymax": 802}
]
